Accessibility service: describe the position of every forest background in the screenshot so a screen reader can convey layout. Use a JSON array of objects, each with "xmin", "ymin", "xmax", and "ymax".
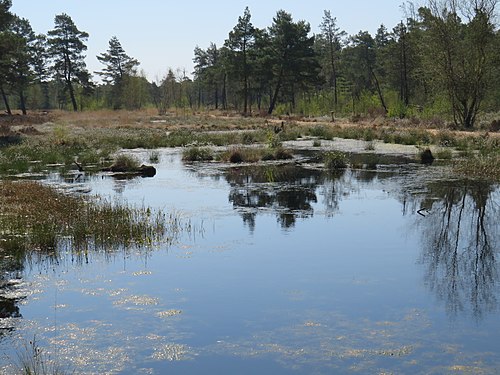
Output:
[{"xmin": 1, "ymin": 0, "xmax": 499, "ymax": 130}]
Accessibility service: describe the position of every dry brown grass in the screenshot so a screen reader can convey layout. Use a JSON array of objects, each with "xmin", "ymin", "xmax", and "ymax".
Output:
[{"xmin": 453, "ymin": 154, "xmax": 500, "ymax": 181}]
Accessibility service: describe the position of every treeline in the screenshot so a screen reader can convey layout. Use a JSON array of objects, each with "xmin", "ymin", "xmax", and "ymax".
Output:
[{"xmin": 1, "ymin": 0, "xmax": 499, "ymax": 128}]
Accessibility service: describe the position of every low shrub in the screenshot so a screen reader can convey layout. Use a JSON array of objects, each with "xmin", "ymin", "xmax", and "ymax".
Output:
[{"xmin": 182, "ymin": 147, "xmax": 214, "ymax": 162}]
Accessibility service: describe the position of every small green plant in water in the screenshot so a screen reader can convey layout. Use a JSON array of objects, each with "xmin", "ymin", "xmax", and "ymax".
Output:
[
  {"xmin": 435, "ymin": 148, "xmax": 453, "ymax": 160},
  {"xmin": 148, "ymin": 150, "xmax": 161, "ymax": 163},
  {"xmin": 324, "ymin": 151, "xmax": 348, "ymax": 170},
  {"xmin": 267, "ymin": 132, "xmax": 282, "ymax": 149},
  {"xmin": 365, "ymin": 141, "xmax": 375, "ymax": 151}
]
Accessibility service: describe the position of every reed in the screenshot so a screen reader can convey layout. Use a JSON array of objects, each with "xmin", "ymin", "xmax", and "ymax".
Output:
[
  {"xmin": 14, "ymin": 337, "xmax": 67, "ymax": 375},
  {"xmin": 453, "ymin": 154, "xmax": 500, "ymax": 181},
  {"xmin": 0, "ymin": 181, "xmax": 184, "ymax": 254}
]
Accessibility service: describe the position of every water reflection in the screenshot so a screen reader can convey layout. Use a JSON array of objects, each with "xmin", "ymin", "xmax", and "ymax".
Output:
[
  {"xmin": 2, "ymin": 154, "xmax": 500, "ymax": 373},
  {"xmin": 224, "ymin": 162, "xmax": 499, "ymax": 319},
  {"xmin": 225, "ymin": 165, "xmax": 392, "ymax": 229},
  {"xmin": 225, "ymin": 165, "xmax": 323, "ymax": 231},
  {"xmin": 416, "ymin": 180, "xmax": 499, "ymax": 319},
  {"xmin": 0, "ymin": 246, "xmax": 24, "ymax": 337}
]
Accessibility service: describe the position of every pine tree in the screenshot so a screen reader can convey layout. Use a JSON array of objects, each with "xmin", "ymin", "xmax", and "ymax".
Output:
[
  {"xmin": 96, "ymin": 36, "xmax": 139, "ymax": 109},
  {"xmin": 0, "ymin": 0, "xmax": 13, "ymax": 113},
  {"xmin": 31, "ymin": 34, "xmax": 50, "ymax": 109},
  {"xmin": 8, "ymin": 16, "xmax": 36, "ymax": 114},
  {"xmin": 47, "ymin": 13, "xmax": 90, "ymax": 111},
  {"xmin": 317, "ymin": 10, "xmax": 346, "ymax": 110},
  {"xmin": 267, "ymin": 11, "xmax": 320, "ymax": 114},
  {"xmin": 225, "ymin": 7, "xmax": 255, "ymax": 115},
  {"xmin": 418, "ymin": 0, "xmax": 498, "ymax": 128}
]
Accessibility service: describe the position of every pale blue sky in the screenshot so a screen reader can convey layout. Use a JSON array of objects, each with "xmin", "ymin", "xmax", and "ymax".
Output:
[{"xmin": 11, "ymin": 1, "xmax": 407, "ymax": 80}]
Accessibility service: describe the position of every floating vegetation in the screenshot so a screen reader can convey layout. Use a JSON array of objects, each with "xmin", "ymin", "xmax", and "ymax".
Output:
[
  {"xmin": 151, "ymin": 343, "xmax": 191, "ymax": 361},
  {"xmin": 132, "ymin": 270, "xmax": 153, "ymax": 277},
  {"xmin": 157, "ymin": 310, "xmax": 182, "ymax": 318},
  {"xmin": 0, "ymin": 181, "xmax": 187, "ymax": 256},
  {"xmin": 113, "ymin": 295, "xmax": 160, "ymax": 307}
]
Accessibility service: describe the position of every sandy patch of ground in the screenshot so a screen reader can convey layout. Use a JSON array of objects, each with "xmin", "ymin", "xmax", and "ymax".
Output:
[{"xmin": 284, "ymin": 137, "xmax": 421, "ymax": 157}]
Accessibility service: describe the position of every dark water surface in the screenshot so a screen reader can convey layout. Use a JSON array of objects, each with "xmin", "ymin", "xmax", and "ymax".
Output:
[{"xmin": 1, "ymin": 149, "xmax": 499, "ymax": 374}]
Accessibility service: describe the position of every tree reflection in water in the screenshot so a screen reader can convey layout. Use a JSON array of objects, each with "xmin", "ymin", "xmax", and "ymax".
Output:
[
  {"xmin": 226, "ymin": 162, "xmax": 500, "ymax": 319},
  {"xmin": 226, "ymin": 165, "xmax": 322, "ymax": 230},
  {"xmin": 416, "ymin": 180, "xmax": 499, "ymax": 319},
  {"xmin": 225, "ymin": 164, "xmax": 387, "ymax": 230},
  {"xmin": 226, "ymin": 165, "xmax": 327, "ymax": 231},
  {"xmin": 0, "ymin": 243, "xmax": 25, "ymax": 338}
]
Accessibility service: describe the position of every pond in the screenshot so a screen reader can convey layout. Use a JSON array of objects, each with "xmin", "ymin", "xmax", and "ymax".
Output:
[{"xmin": 1, "ymin": 148, "xmax": 499, "ymax": 374}]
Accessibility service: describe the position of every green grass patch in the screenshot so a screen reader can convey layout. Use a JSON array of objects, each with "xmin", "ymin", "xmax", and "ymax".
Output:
[
  {"xmin": 110, "ymin": 154, "xmax": 141, "ymax": 171},
  {"xmin": 435, "ymin": 148, "xmax": 453, "ymax": 160},
  {"xmin": 0, "ymin": 181, "xmax": 185, "ymax": 254}
]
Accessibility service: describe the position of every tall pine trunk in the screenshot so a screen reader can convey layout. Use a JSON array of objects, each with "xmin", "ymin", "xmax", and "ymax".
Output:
[
  {"xmin": 67, "ymin": 80, "xmax": 78, "ymax": 112},
  {"xmin": 268, "ymin": 69, "xmax": 284, "ymax": 115},
  {"xmin": 1, "ymin": 86, "xmax": 12, "ymax": 115},
  {"xmin": 19, "ymin": 90, "xmax": 27, "ymax": 115}
]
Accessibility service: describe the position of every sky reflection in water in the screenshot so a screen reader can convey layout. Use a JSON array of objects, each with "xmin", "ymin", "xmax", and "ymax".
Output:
[{"xmin": 1, "ymin": 151, "xmax": 499, "ymax": 374}]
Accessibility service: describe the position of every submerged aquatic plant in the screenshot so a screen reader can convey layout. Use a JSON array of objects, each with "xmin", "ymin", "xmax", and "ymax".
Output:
[{"xmin": 0, "ymin": 181, "xmax": 184, "ymax": 255}]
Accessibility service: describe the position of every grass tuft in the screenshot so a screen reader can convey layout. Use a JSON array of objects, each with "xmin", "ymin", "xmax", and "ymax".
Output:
[
  {"xmin": 454, "ymin": 155, "xmax": 500, "ymax": 181},
  {"xmin": 110, "ymin": 154, "xmax": 141, "ymax": 172},
  {"xmin": 148, "ymin": 150, "xmax": 161, "ymax": 164},
  {"xmin": 15, "ymin": 337, "xmax": 67, "ymax": 375},
  {"xmin": 323, "ymin": 151, "xmax": 348, "ymax": 170},
  {"xmin": 182, "ymin": 147, "xmax": 214, "ymax": 162},
  {"xmin": 228, "ymin": 149, "xmax": 244, "ymax": 163}
]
